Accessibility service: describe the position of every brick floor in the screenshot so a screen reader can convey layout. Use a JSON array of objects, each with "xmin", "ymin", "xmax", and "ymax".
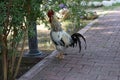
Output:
[{"xmin": 20, "ymin": 10, "xmax": 120, "ymax": 80}]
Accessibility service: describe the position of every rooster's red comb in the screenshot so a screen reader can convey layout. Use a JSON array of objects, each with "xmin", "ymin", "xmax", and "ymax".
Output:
[{"xmin": 47, "ymin": 9, "xmax": 54, "ymax": 18}]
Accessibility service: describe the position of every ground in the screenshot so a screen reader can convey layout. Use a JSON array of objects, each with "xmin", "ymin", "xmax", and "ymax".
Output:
[{"xmin": 2, "ymin": 4, "xmax": 120, "ymax": 79}]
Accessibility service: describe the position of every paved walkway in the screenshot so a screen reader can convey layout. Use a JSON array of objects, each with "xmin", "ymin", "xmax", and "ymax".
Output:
[{"xmin": 21, "ymin": 9, "xmax": 120, "ymax": 80}]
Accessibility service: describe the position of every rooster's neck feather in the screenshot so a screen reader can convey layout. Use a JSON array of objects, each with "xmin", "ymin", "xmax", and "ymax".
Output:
[{"xmin": 50, "ymin": 15, "xmax": 63, "ymax": 31}]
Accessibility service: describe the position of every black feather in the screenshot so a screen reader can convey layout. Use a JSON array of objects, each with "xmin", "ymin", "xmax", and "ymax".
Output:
[
  {"xmin": 60, "ymin": 39, "xmax": 65, "ymax": 46},
  {"xmin": 72, "ymin": 33, "xmax": 87, "ymax": 49},
  {"xmin": 71, "ymin": 33, "xmax": 87, "ymax": 53},
  {"xmin": 76, "ymin": 36, "xmax": 81, "ymax": 52}
]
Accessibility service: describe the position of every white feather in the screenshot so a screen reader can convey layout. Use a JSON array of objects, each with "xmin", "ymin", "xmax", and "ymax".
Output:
[
  {"xmin": 51, "ymin": 31, "xmax": 62, "ymax": 42},
  {"xmin": 51, "ymin": 30, "xmax": 72, "ymax": 46},
  {"xmin": 61, "ymin": 31, "xmax": 71, "ymax": 46}
]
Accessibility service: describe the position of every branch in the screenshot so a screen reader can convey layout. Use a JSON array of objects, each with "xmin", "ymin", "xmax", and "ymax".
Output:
[{"xmin": 13, "ymin": 29, "xmax": 27, "ymax": 79}]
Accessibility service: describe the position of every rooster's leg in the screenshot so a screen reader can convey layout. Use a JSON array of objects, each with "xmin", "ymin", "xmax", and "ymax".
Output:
[{"xmin": 56, "ymin": 53, "xmax": 64, "ymax": 59}]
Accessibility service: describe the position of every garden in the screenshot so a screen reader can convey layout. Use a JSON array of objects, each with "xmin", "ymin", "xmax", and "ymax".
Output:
[{"xmin": 0, "ymin": 0, "xmax": 120, "ymax": 80}]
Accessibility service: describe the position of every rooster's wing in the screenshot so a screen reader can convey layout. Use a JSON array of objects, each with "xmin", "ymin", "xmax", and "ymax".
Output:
[{"xmin": 50, "ymin": 30, "xmax": 72, "ymax": 47}]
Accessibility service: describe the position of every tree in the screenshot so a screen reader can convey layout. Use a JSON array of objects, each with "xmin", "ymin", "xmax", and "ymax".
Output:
[
  {"xmin": 42, "ymin": 0, "xmax": 88, "ymax": 29},
  {"xmin": 0, "ymin": 0, "xmax": 43, "ymax": 80}
]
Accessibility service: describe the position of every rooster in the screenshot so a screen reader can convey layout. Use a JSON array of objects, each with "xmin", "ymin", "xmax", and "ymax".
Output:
[{"xmin": 47, "ymin": 10, "xmax": 87, "ymax": 59}]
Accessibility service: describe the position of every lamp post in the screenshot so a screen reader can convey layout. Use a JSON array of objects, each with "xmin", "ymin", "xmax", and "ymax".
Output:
[
  {"xmin": 27, "ymin": 21, "xmax": 42, "ymax": 56},
  {"xmin": 25, "ymin": 0, "xmax": 43, "ymax": 57}
]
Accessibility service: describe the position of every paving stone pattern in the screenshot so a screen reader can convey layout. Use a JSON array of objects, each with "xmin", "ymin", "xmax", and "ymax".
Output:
[{"xmin": 30, "ymin": 11, "xmax": 120, "ymax": 80}]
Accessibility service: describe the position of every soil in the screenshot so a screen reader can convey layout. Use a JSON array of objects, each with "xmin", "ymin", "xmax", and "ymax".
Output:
[
  {"xmin": 16, "ymin": 50, "xmax": 52, "ymax": 79},
  {"xmin": 17, "ymin": 53, "xmax": 48, "ymax": 78},
  {"xmin": 0, "ymin": 50, "xmax": 53, "ymax": 80}
]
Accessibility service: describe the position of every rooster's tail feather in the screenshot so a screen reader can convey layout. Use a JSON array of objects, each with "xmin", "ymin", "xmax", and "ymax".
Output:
[{"xmin": 71, "ymin": 33, "xmax": 87, "ymax": 52}]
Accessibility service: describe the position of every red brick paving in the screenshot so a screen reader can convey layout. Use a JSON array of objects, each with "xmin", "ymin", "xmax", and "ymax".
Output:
[{"xmin": 20, "ymin": 10, "xmax": 120, "ymax": 80}]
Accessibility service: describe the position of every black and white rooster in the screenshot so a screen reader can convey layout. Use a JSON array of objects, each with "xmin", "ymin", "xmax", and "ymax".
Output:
[{"xmin": 47, "ymin": 10, "xmax": 87, "ymax": 59}]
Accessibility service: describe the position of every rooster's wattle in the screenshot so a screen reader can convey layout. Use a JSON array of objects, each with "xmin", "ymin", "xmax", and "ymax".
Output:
[{"xmin": 47, "ymin": 10, "xmax": 87, "ymax": 59}]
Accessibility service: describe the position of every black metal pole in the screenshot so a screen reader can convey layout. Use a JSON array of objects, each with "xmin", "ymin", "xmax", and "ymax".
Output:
[{"xmin": 27, "ymin": 21, "xmax": 42, "ymax": 56}]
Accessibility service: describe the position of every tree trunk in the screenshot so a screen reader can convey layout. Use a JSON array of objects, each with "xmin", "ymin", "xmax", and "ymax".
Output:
[
  {"xmin": 13, "ymin": 30, "xmax": 26, "ymax": 79},
  {"xmin": 3, "ymin": 52, "xmax": 7, "ymax": 80},
  {"xmin": 1, "ymin": 37, "xmax": 8, "ymax": 80}
]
